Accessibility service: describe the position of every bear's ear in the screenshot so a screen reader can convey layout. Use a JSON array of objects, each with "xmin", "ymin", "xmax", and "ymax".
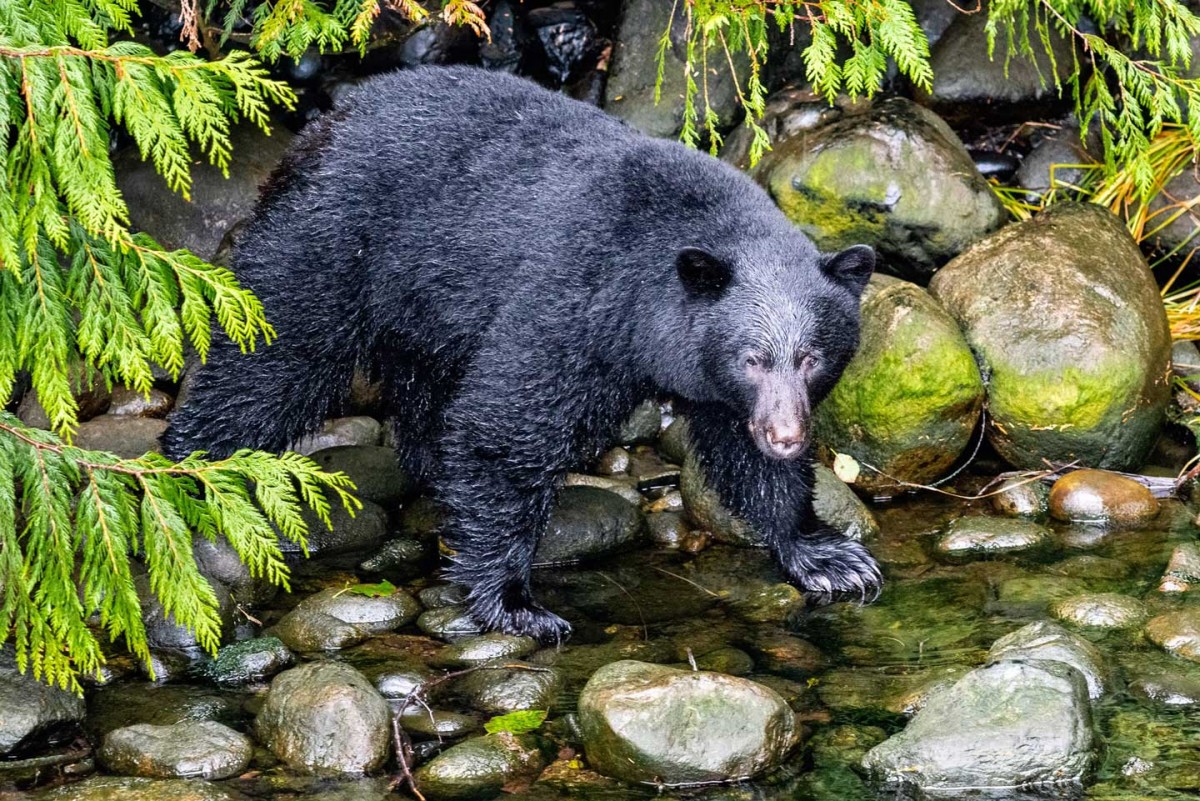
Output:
[
  {"xmin": 676, "ymin": 247, "xmax": 732, "ymax": 299},
  {"xmin": 822, "ymin": 244, "xmax": 875, "ymax": 294}
]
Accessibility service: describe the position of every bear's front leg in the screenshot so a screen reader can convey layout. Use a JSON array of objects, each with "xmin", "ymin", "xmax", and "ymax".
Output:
[
  {"xmin": 434, "ymin": 337, "xmax": 631, "ymax": 643},
  {"xmin": 683, "ymin": 403, "xmax": 882, "ymax": 602}
]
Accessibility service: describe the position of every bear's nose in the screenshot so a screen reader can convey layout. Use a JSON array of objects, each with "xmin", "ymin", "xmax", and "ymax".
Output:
[{"xmin": 767, "ymin": 425, "xmax": 803, "ymax": 447}]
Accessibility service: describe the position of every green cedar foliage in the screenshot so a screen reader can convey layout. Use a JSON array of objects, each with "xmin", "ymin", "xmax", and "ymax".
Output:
[
  {"xmin": 675, "ymin": 0, "xmax": 1200, "ymax": 199},
  {"xmin": 0, "ymin": 0, "xmax": 359, "ymax": 691}
]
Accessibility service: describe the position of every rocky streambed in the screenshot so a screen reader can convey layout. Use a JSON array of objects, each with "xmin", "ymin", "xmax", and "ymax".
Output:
[{"xmin": 6, "ymin": 406, "xmax": 1200, "ymax": 801}]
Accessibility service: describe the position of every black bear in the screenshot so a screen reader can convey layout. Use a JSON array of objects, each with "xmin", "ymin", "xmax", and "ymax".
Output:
[{"xmin": 163, "ymin": 66, "xmax": 880, "ymax": 641}]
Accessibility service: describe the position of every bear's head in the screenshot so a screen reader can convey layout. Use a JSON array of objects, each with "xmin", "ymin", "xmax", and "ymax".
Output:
[{"xmin": 675, "ymin": 241, "xmax": 875, "ymax": 460}]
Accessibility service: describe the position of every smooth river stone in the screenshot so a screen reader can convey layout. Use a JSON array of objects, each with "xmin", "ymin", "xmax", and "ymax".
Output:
[
  {"xmin": 1048, "ymin": 469, "xmax": 1159, "ymax": 526},
  {"xmin": 936, "ymin": 516, "xmax": 1051, "ymax": 558},
  {"xmin": 1160, "ymin": 543, "xmax": 1200, "ymax": 592},
  {"xmin": 1147, "ymin": 610, "xmax": 1200, "ymax": 662},
  {"xmin": 1051, "ymin": 593, "xmax": 1148, "ymax": 629}
]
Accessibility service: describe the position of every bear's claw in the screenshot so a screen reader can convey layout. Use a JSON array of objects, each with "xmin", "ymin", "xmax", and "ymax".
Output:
[
  {"xmin": 467, "ymin": 595, "xmax": 573, "ymax": 645},
  {"xmin": 776, "ymin": 531, "xmax": 883, "ymax": 606}
]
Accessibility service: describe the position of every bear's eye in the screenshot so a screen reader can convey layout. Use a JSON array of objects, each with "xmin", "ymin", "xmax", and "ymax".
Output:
[
  {"xmin": 744, "ymin": 354, "xmax": 768, "ymax": 370},
  {"xmin": 795, "ymin": 352, "xmax": 817, "ymax": 371}
]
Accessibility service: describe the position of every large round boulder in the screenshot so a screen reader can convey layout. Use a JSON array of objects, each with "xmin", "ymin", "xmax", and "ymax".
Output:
[
  {"xmin": 255, "ymin": 661, "xmax": 391, "ymax": 775},
  {"xmin": 743, "ymin": 96, "xmax": 1006, "ymax": 280},
  {"xmin": 928, "ymin": 203, "xmax": 1172, "ymax": 470},
  {"xmin": 815, "ymin": 275, "xmax": 984, "ymax": 494},
  {"xmin": 577, "ymin": 660, "xmax": 796, "ymax": 785}
]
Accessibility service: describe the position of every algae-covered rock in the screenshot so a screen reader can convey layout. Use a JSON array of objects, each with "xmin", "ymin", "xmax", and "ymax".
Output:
[
  {"xmin": 747, "ymin": 97, "xmax": 1005, "ymax": 279},
  {"xmin": 935, "ymin": 516, "xmax": 1051, "ymax": 559},
  {"xmin": 815, "ymin": 275, "xmax": 984, "ymax": 494},
  {"xmin": 928, "ymin": 203, "xmax": 1172, "ymax": 471},
  {"xmin": 578, "ymin": 660, "xmax": 795, "ymax": 785}
]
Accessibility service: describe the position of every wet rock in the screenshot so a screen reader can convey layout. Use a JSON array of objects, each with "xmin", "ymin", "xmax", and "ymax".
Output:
[
  {"xmin": 373, "ymin": 659, "xmax": 436, "ymax": 700},
  {"xmin": 1160, "ymin": 542, "xmax": 1200, "ymax": 592},
  {"xmin": 968, "ymin": 149, "xmax": 1019, "ymax": 181},
  {"xmin": 0, "ymin": 655, "xmax": 86, "ymax": 755},
  {"xmin": 298, "ymin": 500, "xmax": 388, "ymax": 555},
  {"xmin": 527, "ymin": 3, "xmax": 598, "ymax": 85},
  {"xmin": 307, "ymin": 446, "xmax": 412, "ymax": 507},
  {"xmin": 1049, "ymin": 469, "xmax": 1160, "ymax": 526},
  {"xmin": 1016, "ymin": 123, "xmax": 1097, "ymax": 198},
  {"xmin": 935, "ymin": 516, "xmax": 1051, "ymax": 558},
  {"xmin": 99, "ymin": 720, "xmax": 252, "ymax": 779},
  {"xmin": 815, "ymin": 277, "xmax": 983, "ymax": 495},
  {"xmin": 730, "ymin": 582, "xmax": 805, "ymax": 625},
  {"xmin": 743, "ymin": 631, "xmax": 826, "ymax": 679},
  {"xmin": 535, "ymin": 486, "xmax": 645, "ymax": 564},
  {"xmin": 360, "ymin": 537, "xmax": 427, "ymax": 575},
  {"xmin": 595, "ymin": 447, "xmax": 631, "ymax": 475},
  {"xmin": 137, "ymin": 573, "xmax": 234, "ymax": 650},
  {"xmin": 418, "ymin": 605, "xmax": 483, "ymax": 641},
  {"xmin": 109, "ymin": 386, "xmax": 174, "ymax": 418},
  {"xmin": 645, "ymin": 510, "xmax": 693, "ymax": 549},
  {"xmin": 995, "ymin": 576, "xmax": 1088, "ymax": 616},
  {"xmin": 84, "ymin": 684, "xmax": 248, "ymax": 740},
  {"xmin": 415, "ymin": 732, "xmax": 545, "ymax": 801},
  {"xmin": 38, "ymin": 775, "xmax": 246, "ymax": 801},
  {"xmin": 271, "ymin": 607, "xmax": 368, "ymax": 652},
  {"xmin": 928, "ymin": 203, "xmax": 1172, "ymax": 470},
  {"xmin": 480, "ymin": 1, "xmax": 531, "ymax": 73},
  {"xmin": 256, "ymin": 661, "xmax": 391, "ymax": 775},
  {"xmin": 418, "ymin": 584, "xmax": 466, "ymax": 610},
  {"xmin": 685, "ymin": 647, "xmax": 755, "ymax": 676},
  {"xmin": 1052, "ymin": 593, "xmax": 1148, "ymax": 630},
  {"xmin": 812, "ymin": 464, "xmax": 879, "ymax": 540},
  {"xmin": 292, "ymin": 417, "xmax": 383, "ymax": 456},
  {"xmin": 193, "ymin": 539, "xmax": 275, "ymax": 606},
  {"xmin": 74, "ymin": 415, "xmax": 168, "ymax": 458},
  {"xmin": 116, "ymin": 118, "xmax": 293, "ymax": 259},
  {"xmin": 606, "ymin": 0, "xmax": 744, "ymax": 137},
  {"xmin": 398, "ymin": 709, "xmax": 479, "ymax": 740},
  {"xmin": 917, "ymin": 9, "xmax": 1075, "ymax": 121},
  {"xmin": 617, "ymin": 400, "xmax": 663, "ymax": 444},
  {"xmin": 1129, "ymin": 673, "xmax": 1200, "ymax": 708},
  {"xmin": 18, "ymin": 377, "xmax": 111, "ymax": 429},
  {"xmin": 862, "ymin": 660, "xmax": 1092, "ymax": 790},
  {"xmin": 451, "ymin": 662, "xmax": 561, "ymax": 715},
  {"xmin": 295, "ymin": 586, "xmax": 420, "ymax": 634},
  {"xmin": 988, "ymin": 620, "xmax": 1109, "ymax": 700},
  {"xmin": 990, "ymin": 477, "xmax": 1051, "ymax": 519},
  {"xmin": 578, "ymin": 660, "xmax": 796, "ymax": 784},
  {"xmin": 431, "ymin": 634, "xmax": 538, "ymax": 669},
  {"xmin": 200, "ymin": 637, "xmax": 293, "ymax": 686},
  {"xmin": 1147, "ymin": 609, "xmax": 1200, "ymax": 663},
  {"xmin": 1050, "ymin": 554, "xmax": 1131, "ymax": 580},
  {"xmin": 399, "ymin": 496, "xmax": 447, "ymax": 540},
  {"xmin": 746, "ymin": 97, "xmax": 1005, "ymax": 280}
]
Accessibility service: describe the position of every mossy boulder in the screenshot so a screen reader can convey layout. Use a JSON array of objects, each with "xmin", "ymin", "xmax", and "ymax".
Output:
[
  {"xmin": 928, "ymin": 203, "xmax": 1172, "ymax": 471},
  {"xmin": 744, "ymin": 96, "xmax": 1006, "ymax": 280},
  {"xmin": 815, "ymin": 275, "xmax": 984, "ymax": 494}
]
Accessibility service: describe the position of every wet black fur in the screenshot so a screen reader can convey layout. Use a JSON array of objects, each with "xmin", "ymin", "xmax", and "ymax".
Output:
[{"xmin": 162, "ymin": 66, "xmax": 881, "ymax": 641}]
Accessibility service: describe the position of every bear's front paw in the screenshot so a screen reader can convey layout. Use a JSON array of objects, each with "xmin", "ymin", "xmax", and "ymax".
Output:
[
  {"xmin": 776, "ymin": 532, "xmax": 882, "ymax": 605},
  {"xmin": 467, "ymin": 592, "xmax": 573, "ymax": 645}
]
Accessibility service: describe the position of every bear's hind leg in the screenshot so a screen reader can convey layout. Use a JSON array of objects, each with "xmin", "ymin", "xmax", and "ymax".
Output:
[
  {"xmin": 377, "ymin": 342, "xmax": 463, "ymax": 488},
  {"xmin": 162, "ymin": 334, "xmax": 358, "ymax": 460},
  {"xmin": 682, "ymin": 402, "xmax": 882, "ymax": 602}
]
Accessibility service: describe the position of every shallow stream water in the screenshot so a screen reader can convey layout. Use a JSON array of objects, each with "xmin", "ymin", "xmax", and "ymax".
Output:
[{"xmin": 76, "ymin": 492, "xmax": 1200, "ymax": 801}]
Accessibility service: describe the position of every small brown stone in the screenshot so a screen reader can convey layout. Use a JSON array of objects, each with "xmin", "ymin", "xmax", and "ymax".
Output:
[{"xmin": 1048, "ymin": 469, "xmax": 1159, "ymax": 526}]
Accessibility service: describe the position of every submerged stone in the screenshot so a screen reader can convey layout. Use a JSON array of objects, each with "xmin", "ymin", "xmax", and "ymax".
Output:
[
  {"xmin": 99, "ymin": 721, "xmax": 252, "ymax": 779},
  {"xmin": 1161, "ymin": 543, "xmax": 1200, "ymax": 592},
  {"xmin": 577, "ymin": 660, "xmax": 796, "ymax": 785},
  {"xmin": 430, "ymin": 634, "xmax": 538, "ymax": 669},
  {"xmin": 935, "ymin": 516, "xmax": 1051, "ymax": 558},
  {"xmin": 415, "ymin": 732, "xmax": 545, "ymax": 801},
  {"xmin": 989, "ymin": 477, "xmax": 1051, "ymax": 519},
  {"xmin": 1129, "ymin": 673, "xmax": 1200, "ymax": 708},
  {"xmin": 1049, "ymin": 470, "xmax": 1159, "ymax": 526},
  {"xmin": 928, "ymin": 203, "xmax": 1172, "ymax": 471},
  {"xmin": 1147, "ymin": 609, "xmax": 1200, "ymax": 663},
  {"xmin": 988, "ymin": 620, "xmax": 1109, "ymax": 700},
  {"xmin": 38, "ymin": 776, "xmax": 246, "ymax": 801},
  {"xmin": 862, "ymin": 661, "xmax": 1093, "ymax": 790},
  {"xmin": 1052, "ymin": 593, "xmax": 1148, "ymax": 630}
]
